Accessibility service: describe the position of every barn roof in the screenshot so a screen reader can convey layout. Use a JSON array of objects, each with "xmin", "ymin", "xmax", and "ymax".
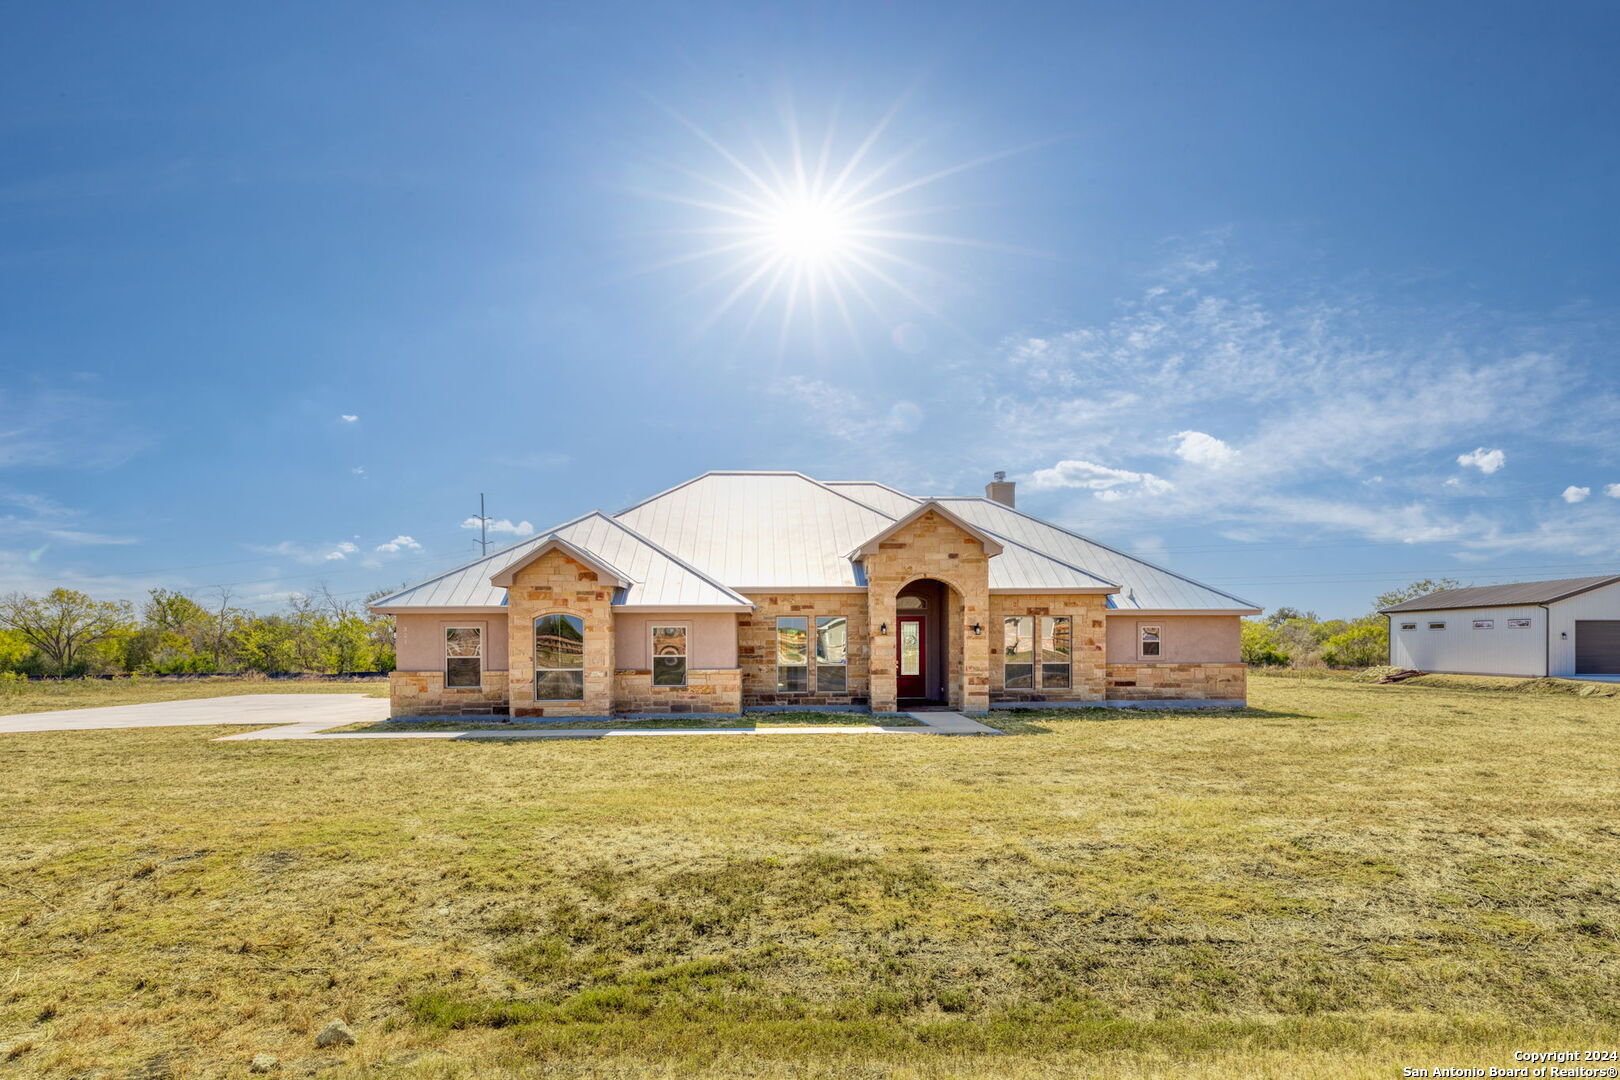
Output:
[{"xmin": 1379, "ymin": 575, "xmax": 1620, "ymax": 613}]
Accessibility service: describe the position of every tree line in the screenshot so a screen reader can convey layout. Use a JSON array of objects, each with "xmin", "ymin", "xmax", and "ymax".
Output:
[
  {"xmin": 0, "ymin": 586, "xmax": 399, "ymax": 677},
  {"xmin": 1240, "ymin": 579, "xmax": 1461, "ymax": 669}
]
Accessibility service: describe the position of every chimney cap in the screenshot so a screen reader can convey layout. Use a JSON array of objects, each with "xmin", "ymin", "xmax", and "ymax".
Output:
[{"xmin": 993, "ymin": 470, "xmax": 1006, "ymax": 482}]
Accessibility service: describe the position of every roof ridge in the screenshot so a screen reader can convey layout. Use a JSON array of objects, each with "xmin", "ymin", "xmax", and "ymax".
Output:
[
  {"xmin": 368, "ymin": 508, "xmax": 603, "ymax": 607},
  {"xmin": 598, "ymin": 512, "xmax": 754, "ymax": 608},
  {"xmin": 937, "ymin": 496, "xmax": 1260, "ymax": 610},
  {"xmin": 801, "ymin": 475, "xmax": 904, "ymax": 521}
]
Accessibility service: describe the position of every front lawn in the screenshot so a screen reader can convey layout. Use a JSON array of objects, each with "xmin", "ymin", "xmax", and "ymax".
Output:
[
  {"xmin": 0, "ymin": 675, "xmax": 388, "ymax": 716},
  {"xmin": 323, "ymin": 712, "xmax": 923, "ymax": 733},
  {"xmin": 1, "ymin": 671, "xmax": 1615, "ymax": 1078}
]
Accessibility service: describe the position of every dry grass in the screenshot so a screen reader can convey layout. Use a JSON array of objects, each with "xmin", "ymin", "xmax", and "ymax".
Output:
[
  {"xmin": 1, "ymin": 672, "xmax": 1617, "ymax": 1077},
  {"xmin": 0, "ymin": 676, "xmax": 388, "ymax": 716},
  {"xmin": 322, "ymin": 713, "xmax": 923, "ymax": 733}
]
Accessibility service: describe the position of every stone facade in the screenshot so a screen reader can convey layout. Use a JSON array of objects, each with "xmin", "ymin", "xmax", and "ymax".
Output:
[
  {"xmin": 611, "ymin": 668, "xmax": 743, "ymax": 714},
  {"xmin": 506, "ymin": 549, "xmax": 615, "ymax": 718},
  {"xmin": 1105, "ymin": 662, "xmax": 1247, "ymax": 701},
  {"xmin": 862, "ymin": 510, "xmax": 992, "ymax": 713},
  {"xmin": 388, "ymin": 670, "xmax": 510, "ymax": 717},
  {"xmin": 737, "ymin": 592, "xmax": 870, "ymax": 708},
  {"xmin": 989, "ymin": 594, "xmax": 1109, "ymax": 702}
]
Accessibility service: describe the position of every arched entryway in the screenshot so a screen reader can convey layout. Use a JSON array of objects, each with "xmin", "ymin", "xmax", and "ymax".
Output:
[{"xmin": 895, "ymin": 578, "xmax": 959, "ymax": 707}]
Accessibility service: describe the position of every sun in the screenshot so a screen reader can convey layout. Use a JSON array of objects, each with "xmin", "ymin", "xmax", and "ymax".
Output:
[
  {"xmin": 763, "ymin": 196, "xmax": 854, "ymax": 262},
  {"xmin": 635, "ymin": 97, "xmax": 1042, "ymax": 343}
]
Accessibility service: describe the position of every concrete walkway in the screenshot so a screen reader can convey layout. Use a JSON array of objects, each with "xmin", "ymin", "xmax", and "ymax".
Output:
[
  {"xmin": 0, "ymin": 693, "xmax": 388, "ymax": 734},
  {"xmin": 216, "ymin": 709, "xmax": 1004, "ymax": 742}
]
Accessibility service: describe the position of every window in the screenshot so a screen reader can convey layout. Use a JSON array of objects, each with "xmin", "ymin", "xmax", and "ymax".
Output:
[
  {"xmin": 1428, "ymin": 621, "xmax": 1446, "ymax": 631},
  {"xmin": 445, "ymin": 627, "xmax": 483, "ymax": 689},
  {"xmin": 1040, "ymin": 616, "xmax": 1071, "ymax": 688},
  {"xmin": 776, "ymin": 617, "xmax": 807, "ymax": 693},
  {"xmin": 652, "ymin": 625, "xmax": 687, "ymax": 687},
  {"xmin": 534, "ymin": 613, "xmax": 585, "ymax": 700},
  {"xmin": 896, "ymin": 595, "xmax": 927, "ymax": 611},
  {"xmin": 1507, "ymin": 618, "xmax": 1533, "ymax": 629},
  {"xmin": 1004, "ymin": 615, "xmax": 1034, "ymax": 688},
  {"xmin": 1139, "ymin": 624, "xmax": 1161, "ymax": 658},
  {"xmin": 816, "ymin": 616, "xmax": 848, "ymax": 692},
  {"xmin": 1399, "ymin": 622, "xmax": 1418, "ymax": 631},
  {"xmin": 1473, "ymin": 619, "xmax": 1495, "ymax": 631}
]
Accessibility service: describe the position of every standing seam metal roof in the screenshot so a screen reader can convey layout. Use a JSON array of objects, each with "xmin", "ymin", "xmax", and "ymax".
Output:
[{"xmin": 373, "ymin": 471, "xmax": 1258, "ymax": 612}]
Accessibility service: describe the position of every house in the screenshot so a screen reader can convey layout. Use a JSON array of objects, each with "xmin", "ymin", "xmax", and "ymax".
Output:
[
  {"xmin": 1381, "ymin": 575, "xmax": 1620, "ymax": 678},
  {"xmin": 370, "ymin": 472, "xmax": 1260, "ymax": 717}
]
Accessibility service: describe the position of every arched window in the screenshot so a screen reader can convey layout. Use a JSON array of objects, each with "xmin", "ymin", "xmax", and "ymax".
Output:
[
  {"xmin": 896, "ymin": 594, "xmax": 927, "ymax": 611},
  {"xmin": 534, "ymin": 613, "xmax": 585, "ymax": 700}
]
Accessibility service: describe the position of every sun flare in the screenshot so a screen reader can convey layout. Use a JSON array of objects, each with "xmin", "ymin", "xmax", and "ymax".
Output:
[{"xmin": 638, "ymin": 98, "xmax": 1039, "ymax": 343}]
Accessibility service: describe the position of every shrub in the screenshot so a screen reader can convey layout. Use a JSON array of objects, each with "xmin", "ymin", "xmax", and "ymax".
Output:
[
  {"xmin": 1321, "ymin": 620, "xmax": 1389, "ymax": 668},
  {"xmin": 1241, "ymin": 620, "xmax": 1290, "ymax": 666}
]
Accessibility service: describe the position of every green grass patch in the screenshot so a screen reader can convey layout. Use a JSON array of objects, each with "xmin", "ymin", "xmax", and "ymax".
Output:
[
  {"xmin": 0, "ymin": 675, "xmax": 1616, "ymax": 1076},
  {"xmin": 322, "ymin": 712, "xmax": 922, "ymax": 733}
]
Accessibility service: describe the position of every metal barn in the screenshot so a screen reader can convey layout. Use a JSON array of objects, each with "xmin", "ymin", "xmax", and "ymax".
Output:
[{"xmin": 1381, "ymin": 575, "xmax": 1620, "ymax": 679}]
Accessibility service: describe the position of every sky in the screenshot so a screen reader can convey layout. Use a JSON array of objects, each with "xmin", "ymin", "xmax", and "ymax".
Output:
[{"xmin": 3, "ymin": 0, "xmax": 1619, "ymax": 619}]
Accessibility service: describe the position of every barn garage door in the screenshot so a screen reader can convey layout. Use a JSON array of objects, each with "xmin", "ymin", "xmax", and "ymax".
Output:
[{"xmin": 1575, "ymin": 621, "xmax": 1620, "ymax": 675}]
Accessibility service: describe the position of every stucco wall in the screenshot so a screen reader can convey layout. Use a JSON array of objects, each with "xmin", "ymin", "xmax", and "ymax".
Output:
[
  {"xmin": 613, "ymin": 612, "xmax": 739, "ymax": 669},
  {"xmin": 1104, "ymin": 615, "xmax": 1242, "ymax": 663},
  {"xmin": 395, "ymin": 613, "xmax": 509, "ymax": 672},
  {"xmin": 989, "ymin": 594, "xmax": 1108, "ymax": 702},
  {"xmin": 737, "ymin": 591, "xmax": 870, "ymax": 707}
]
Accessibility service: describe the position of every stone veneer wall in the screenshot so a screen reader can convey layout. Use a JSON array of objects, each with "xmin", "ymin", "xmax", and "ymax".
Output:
[
  {"xmin": 611, "ymin": 668, "xmax": 743, "ymax": 714},
  {"xmin": 506, "ymin": 549, "xmax": 615, "ymax": 718},
  {"xmin": 737, "ymin": 592, "xmax": 870, "ymax": 708},
  {"xmin": 862, "ymin": 510, "xmax": 991, "ymax": 713},
  {"xmin": 1105, "ymin": 662, "xmax": 1247, "ymax": 701},
  {"xmin": 389, "ymin": 670, "xmax": 510, "ymax": 717},
  {"xmin": 988, "ymin": 594, "xmax": 1109, "ymax": 702}
]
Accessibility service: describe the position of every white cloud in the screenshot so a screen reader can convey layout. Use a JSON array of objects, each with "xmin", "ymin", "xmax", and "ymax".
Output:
[
  {"xmin": 1171, "ymin": 430, "xmax": 1237, "ymax": 467},
  {"xmin": 351, "ymin": 466, "xmax": 366, "ymax": 478},
  {"xmin": 374, "ymin": 535, "xmax": 420, "ymax": 553},
  {"xmin": 1605, "ymin": 484, "xmax": 1620, "ymax": 498},
  {"xmin": 340, "ymin": 414, "xmax": 359, "ymax": 423},
  {"xmin": 324, "ymin": 540, "xmax": 360, "ymax": 561},
  {"xmin": 1457, "ymin": 447, "xmax": 1506, "ymax": 474},
  {"xmin": 1562, "ymin": 485, "xmax": 1591, "ymax": 504},
  {"xmin": 1026, "ymin": 459, "xmax": 1173, "ymax": 499},
  {"xmin": 461, "ymin": 516, "xmax": 534, "ymax": 537}
]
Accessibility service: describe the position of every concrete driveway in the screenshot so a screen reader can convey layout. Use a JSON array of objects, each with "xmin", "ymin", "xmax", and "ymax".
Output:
[{"xmin": 0, "ymin": 693, "xmax": 389, "ymax": 734}]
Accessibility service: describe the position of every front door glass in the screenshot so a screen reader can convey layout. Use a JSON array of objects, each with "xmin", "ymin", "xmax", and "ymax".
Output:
[{"xmin": 900, "ymin": 620, "xmax": 921, "ymax": 676}]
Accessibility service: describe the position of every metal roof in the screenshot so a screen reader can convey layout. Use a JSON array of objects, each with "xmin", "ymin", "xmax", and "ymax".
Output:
[
  {"xmin": 1379, "ymin": 575, "xmax": 1620, "ymax": 613},
  {"xmin": 936, "ymin": 498, "xmax": 1260, "ymax": 611},
  {"xmin": 371, "ymin": 511, "xmax": 752, "ymax": 611},
  {"xmin": 374, "ymin": 471, "xmax": 1258, "ymax": 613}
]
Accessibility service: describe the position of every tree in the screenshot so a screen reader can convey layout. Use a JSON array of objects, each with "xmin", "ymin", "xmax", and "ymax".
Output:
[
  {"xmin": 1374, "ymin": 578, "xmax": 1463, "ymax": 613},
  {"xmin": 1321, "ymin": 619, "xmax": 1390, "ymax": 667},
  {"xmin": 1241, "ymin": 620, "xmax": 1290, "ymax": 666},
  {"xmin": 0, "ymin": 589, "xmax": 136, "ymax": 675},
  {"xmin": 1265, "ymin": 606, "xmax": 1318, "ymax": 628}
]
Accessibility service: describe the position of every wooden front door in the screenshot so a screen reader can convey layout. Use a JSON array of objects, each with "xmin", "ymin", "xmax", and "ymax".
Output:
[{"xmin": 897, "ymin": 615, "xmax": 926, "ymax": 699}]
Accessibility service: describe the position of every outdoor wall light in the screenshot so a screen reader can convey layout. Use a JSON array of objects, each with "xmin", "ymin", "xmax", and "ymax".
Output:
[
  {"xmin": 971, "ymin": 622, "xmax": 983, "ymax": 636},
  {"xmin": 1561, "ymin": 631, "xmax": 1569, "ymax": 639},
  {"xmin": 879, "ymin": 622, "xmax": 889, "ymax": 635}
]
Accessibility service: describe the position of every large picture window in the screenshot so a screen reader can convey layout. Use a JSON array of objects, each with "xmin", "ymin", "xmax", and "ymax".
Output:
[
  {"xmin": 1139, "ymin": 624, "xmax": 1161, "ymax": 658},
  {"xmin": 776, "ymin": 617, "xmax": 808, "ymax": 693},
  {"xmin": 1004, "ymin": 615, "xmax": 1034, "ymax": 689},
  {"xmin": 816, "ymin": 616, "xmax": 848, "ymax": 692},
  {"xmin": 534, "ymin": 613, "xmax": 585, "ymax": 700},
  {"xmin": 445, "ymin": 626, "xmax": 482, "ymax": 689},
  {"xmin": 1040, "ymin": 616, "xmax": 1071, "ymax": 689},
  {"xmin": 652, "ymin": 625, "xmax": 688, "ymax": 686}
]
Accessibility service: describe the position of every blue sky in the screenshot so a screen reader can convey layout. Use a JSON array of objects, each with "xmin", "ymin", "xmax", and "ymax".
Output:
[{"xmin": 3, "ymin": 0, "xmax": 1619, "ymax": 618}]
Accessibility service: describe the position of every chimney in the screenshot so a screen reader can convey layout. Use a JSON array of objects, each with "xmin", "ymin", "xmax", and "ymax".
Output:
[{"xmin": 985, "ymin": 470, "xmax": 1016, "ymax": 508}]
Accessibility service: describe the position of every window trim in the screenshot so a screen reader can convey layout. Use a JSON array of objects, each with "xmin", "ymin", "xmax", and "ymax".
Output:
[
  {"xmin": 1138, "ymin": 623, "xmax": 1162, "ymax": 659},
  {"xmin": 1472, "ymin": 619, "xmax": 1495, "ymax": 631},
  {"xmin": 1507, "ymin": 618, "xmax": 1533, "ymax": 629},
  {"xmin": 815, "ymin": 615, "xmax": 849, "ymax": 694},
  {"xmin": 1399, "ymin": 622, "xmax": 1418, "ymax": 631},
  {"xmin": 775, "ymin": 615, "xmax": 808, "ymax": 694},
  {"xmin": 534, "ymin": 612, "xmax": 586, "ymax": 701},
  {"xmin": 650, "ymin": 623, "xmax": 689, "ymax": 688},
  {"xmin": 444, "ymin": 625, "xmax": 483, "ymax": 690},
  {"xmin": 1428, "ymin": 621, "xmax": 1447, "ymax": 631}
]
